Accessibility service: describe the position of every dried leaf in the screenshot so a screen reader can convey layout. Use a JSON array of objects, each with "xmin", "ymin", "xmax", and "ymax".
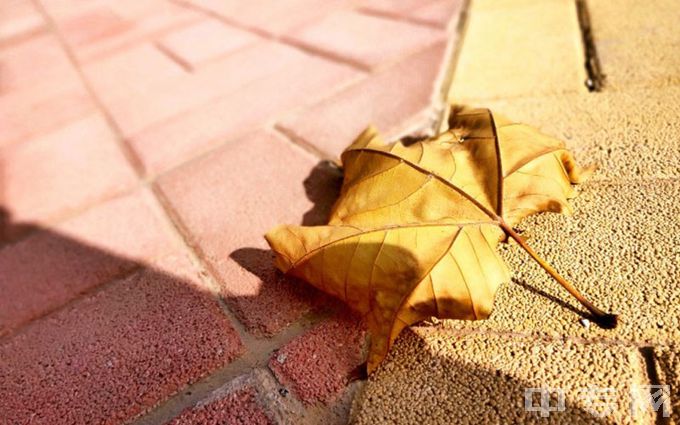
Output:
[{"xmin": 265, "ymin": 107, "xmax": 616, "ymax": 373}]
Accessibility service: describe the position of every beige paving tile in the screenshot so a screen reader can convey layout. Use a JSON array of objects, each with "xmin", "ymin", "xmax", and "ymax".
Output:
[
  {"xmin": 589, "ymin": 0, "xmax": 680, "ymax": 90},
  {"xmin": 352, "ymin": 328, "xmax": 651, "ymax": 424},
  {"xmin": 476, "ymin": 86, "xmax": 680, "ymax": 181},
  {"xmin": 449, "ymin": 0, "xmax": 588, "ymax": 102},
  {"xmin": 439, "ymin": 179, "xmax": 680, "ymax": 347}
]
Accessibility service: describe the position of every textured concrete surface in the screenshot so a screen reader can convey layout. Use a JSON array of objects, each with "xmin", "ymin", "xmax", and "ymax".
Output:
[
  {"xmin": 352, "ymin": 328, "xmax": 651, "ymax": 424},
  {"xmin": 442, "ymin": 179, "xmax": 680, "ymax": 345},
  {"xmin": 654, "ymin": 345, "xmax": 679, "ymax": 424},
  {"xmin": 478, "ymin": 87, "xmax": 680, "ymax": 181},
  {"xmin": 450, "ymin": 0, "xmax": 588, "ymax": 101},
  {"xmin": 588, "ymin": 0, "xmax": 680, "ymax": 90}
]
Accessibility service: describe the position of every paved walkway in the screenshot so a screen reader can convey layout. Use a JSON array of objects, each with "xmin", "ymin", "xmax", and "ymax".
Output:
[
  {"xmin": 0, "ymin": 0, "xmax": 677, "ymax": 424},
  {"xmin": 0, "ymin": 0, "xmax": 461, "ymax": 423}
]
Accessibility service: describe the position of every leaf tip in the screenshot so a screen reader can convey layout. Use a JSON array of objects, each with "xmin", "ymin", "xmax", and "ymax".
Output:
[
  {"xmin": 348, "ymin": 361, "xmax": 368, "ymax": 382},
  {"xmin": 264, "ymin": 226, "xmax": 294, "ymax": 273},
  {"xmin": 593, "ymin": 313, "xmax": 618, "ymax": 329}
]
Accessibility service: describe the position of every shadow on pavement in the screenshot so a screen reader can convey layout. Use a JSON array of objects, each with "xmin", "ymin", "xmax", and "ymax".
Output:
[
  {"xmin": 0, "ymin": 152, "xmax": 242, "ymax": 423},
  {"xmin": 350, "ymin": 328, "xmax": 614, "ymax": 424},
  {"xmin": 0, "ymin": 157, "xmax": 348, "ymax": 424}
]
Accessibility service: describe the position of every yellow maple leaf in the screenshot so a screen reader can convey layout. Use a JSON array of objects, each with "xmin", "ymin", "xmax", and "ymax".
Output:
[{"xmin": 266, "ymin": 107, "xmax": 617, "ymax": 373}]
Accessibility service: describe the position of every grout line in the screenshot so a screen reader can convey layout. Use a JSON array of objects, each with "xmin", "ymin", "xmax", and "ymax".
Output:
[
  {"xmin": 149, "ymin": 183, "xmax": 252, "ymax": 342},
  {"xmin": 129, "ymin": 356, "xmax": 260, "ymax": 425},
  {"xmin": 0, "ymin": 264, "xmax": 143, "ymax": 344},
  {"xmin": 145, "ymin": 60, "xmax": 367, "ymax": 181},
  {"xmin": 168, "ymin": 0, "xmax": 370, "ymax": 72},
  {"xmin": 169, "ymin": 0, "xmax": 450, "ymax": 76},
  {"xmin": 0, "ymin": 25, "xmax": 49, "ymax": 49},
  {"xmin": 277, "ymin": 35, "xmax": 372, "ymax": 71},
  {"xmin": 357, "ymin": 7, "xmax": 447, "ymax": 30},
  {"xmin": 0, "ymin": 180, "xmax": 149, "ymax": 249},
  {"xmin": 272, "ymin": 125, "xmax": 336, "ymax": 162},
  {"xmin": 70, "ymin": 13, "xmax": 204, "ymax": 66},
  {"xmin": 575, "ymin": 0, "xmax": 605, "ymax": 92},
  {"xmin": 168, "ymin": 0, "xmax": 271, "ymax": 38},
  {"xmin": 133, "ymin": 182, "xmax": 326, "ymax": 423},
  {"xmin": 29, "ymin": 0, "xmax": 147, "ymax": 178},
  {"xmin": 153, "ymin": 40, "xmax": 194, "ymax": 72},
  {"xmin": 639, "ymin": 346, "xmax": 672, "ymax": 425},
  {"xmin": 130, "ymin": 315, "xmax": 318, "ymax": 425},
  {"xmin": 150, "ymin": 177, "xmax": 333, "ymax": 342}
]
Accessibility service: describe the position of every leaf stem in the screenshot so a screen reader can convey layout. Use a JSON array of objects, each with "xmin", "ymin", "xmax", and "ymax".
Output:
[{"xmin": 499, "ymin": 220, "xmax": 617, "ymax": 328}]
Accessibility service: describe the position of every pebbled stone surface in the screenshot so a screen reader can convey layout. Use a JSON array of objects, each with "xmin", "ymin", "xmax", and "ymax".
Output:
[
  {"xmin": 449, "ymin": 0, "xmax": 587, "ymax": 101},
  {"xmin": 480, "ymin": 86, "xmax": 680, "ymax": 181},
  {"xmin": 441, "ymin": 179, "xmax": 680, "ymax": 346},
  {"xmin": 589, "ymin": 0, "xmax": 680, "ymax": 90},
  {"xmin": 352, "ymin": 328, "xmax": 650, "ymax": 424},
  {"xmin": 652, "ymin": 345, "xmax": 679, "ymax": 424}
]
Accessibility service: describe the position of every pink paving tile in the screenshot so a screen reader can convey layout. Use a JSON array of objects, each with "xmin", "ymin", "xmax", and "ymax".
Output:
[
  {"xmin": 189, "ymin": 0, "xmax": 350, "ymax": 36},
  {"xmin": 0, "ymin": 33, "xmax": 95, "ymax": 148},
  {"xmin": 0, "ymin": 189, "xmax": 179, "ymax": 334},
  {"xmin": 83, "ymin": 43, "xmax": 187, "ymax": 106},
  {"xmin": 411, "ymin": 0, "xmax": 465, "ymax": 28},
  {"xmin": 0, "ymin": 34, "xmax": 74, "ymax": 94},
  {"xmin": 47, "ymin": 0, "xmax": 201, "ymax": 64},
  {"xmin": 0, "ymin": 77, "xmax": 94, "ymax": 148},
  {"xmin": 277, "ymin": 41, "xmax": 447, "ymax": 158},
  {"xmin": 168, "ymin": 386, "xmax": 272, "ymax": 425},
  {"xmin": 0, "ymin": 113, "xmax": 138, "ymax": 238},
  {"xmin": 0, "ymin": 0, "xmax": 45, "ymax": 44},
  {"xmin": 358, "ymin": 0, "xmax": 464, "ymax": 27},
  {"xmin": 355, "ymin": 0, "xmax": 429, "ymax": 14},
  {"xmin": 155, "ymin": 131, "xmax": 343, "ymax": 335},
  {"xmin": 105, "ymin": 41, "xmax": 296, "ymax": 137},
  {"xmin": 129, "ymin": 49, "xmax": 360, "ymax": 174},
  {"xmin": 157, "ymin": 18, "xmax": 259, "ymax": 69},
  {"xmin": 0, "ymin": 252, "xmax": 243, "ymax": 425},
  {"xmin": 269, "ymin": 313, "xmax": 366, "ymax": 404},
  {"xmin": 285, "ymin": 10, "xmax": 445, "ymax": 69},
  {"xmin": 58, "ymin": 6, "xmax": 132, "ymax": 47}
]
